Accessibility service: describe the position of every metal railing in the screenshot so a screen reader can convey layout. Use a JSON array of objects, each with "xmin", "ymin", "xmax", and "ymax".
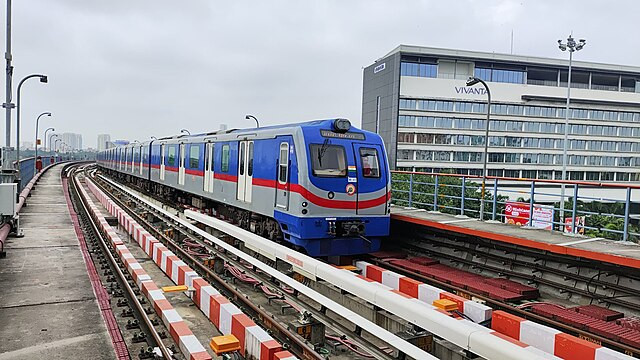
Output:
[
  {"xmin": 15, "ymin": 155, "xmax": 60, "ymax": 191},
  {"xmin": 391, "ymin": 170, "xmax": 640, "ymax": 242}
]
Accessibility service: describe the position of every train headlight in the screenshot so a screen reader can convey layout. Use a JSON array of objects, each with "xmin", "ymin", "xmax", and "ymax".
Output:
[
  {"xmin": 333, "ymin": 118, "xmax": 351, "ymax": 133},
  {"xmin": 301, "ymin": 202, "xmax": 308, "ymax": 207}
]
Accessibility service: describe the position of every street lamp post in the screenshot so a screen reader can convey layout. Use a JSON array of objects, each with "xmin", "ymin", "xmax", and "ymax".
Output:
[
  {"xmin": 34, "ymin": 111, "xmax": 51, "ymax": 173},
  {"xmin": 15, "ymin": 74, "xmax": 47, "ymax": 177},
  {"xmin": 558, "ymin": 35, "xmax": 586, "ymax": 233},
  {"xmin": 54, "ymin": 138, "xmax": 61, "ymax": 156},
  {"xmin": 44, "ymin": 127, "xmax": 54, "ymax": 154},
  {"xmin": 180, "ymin": 129, "xmax": 190, "ymax": 136},
  {"xmin": 246, "ymin": 115, "xmax": 259, "ymax": 128},
  {"xmin": 49, "ymin": 133, "xmax": 58, "ymax": 152},
  {"xmin": 466, "ymin": 77, "xmax": 491, "ymax": 220}
]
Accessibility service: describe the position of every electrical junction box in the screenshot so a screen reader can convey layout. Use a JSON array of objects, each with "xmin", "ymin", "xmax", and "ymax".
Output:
[{"xmin": 0, "ymin": 183, "xmax": 17, "ymax": 217}]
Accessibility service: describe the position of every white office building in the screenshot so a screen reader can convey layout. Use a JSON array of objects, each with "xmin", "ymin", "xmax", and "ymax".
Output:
[
  {"xmin": 362, "ymin": 45, "xmax": 640, "ymax": 183},
  {"xmin": 97, "ymin": 134, "xmax": 111, "ymax": 151},
  {"xmin": 62, "ymin": 132, "xmax": 83, "ymax": 151}
]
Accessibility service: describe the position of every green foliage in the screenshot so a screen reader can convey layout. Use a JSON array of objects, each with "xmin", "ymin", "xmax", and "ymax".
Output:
[{"xmin": 391, "ymin": 173, "xmax": 507, "ymax": 220}]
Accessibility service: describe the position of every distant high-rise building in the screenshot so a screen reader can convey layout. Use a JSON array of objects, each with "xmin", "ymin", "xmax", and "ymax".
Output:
[
  {"xmin": 62, "ymin": 132, "xmax": 83, "ymax": 150},
  {"xmin": 97, "ymin": 134, "xmax": 111, "ymax": 151},
  {"xmin": 220, "ymin": 124, "xmax": 228, "ymax": 131}
]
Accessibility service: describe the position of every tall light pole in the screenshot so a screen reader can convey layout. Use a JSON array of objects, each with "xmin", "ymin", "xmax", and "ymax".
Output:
[
  {"xmin": 180, "ymin": 129, "xmax": 190, "ymax": 136},
  {"xmin": 246, "ymin": 114, "xmax": 259, "ymax": 128},
  {"xmin": 54, "ymin": 138, "xmax": 61, "ymax": 154},
  {"xmin": 49, "ymin": 133, "xmax": 58, "ymax": 152},
  {"xmin": 3, "ymin": 0, "xmax": 13, "ymax": 148},
  {"xmin": 15, "ymin": 74, "xmax": 47, "ymax": 176},
  {"xmin": 558, "ymin": 35, "xmax": 586, "ymax": 233},
  {"xmin": 34, "ymin": 111, "xmax": 51, "ymax": 172},
  {"xmin": 466, "ymin": 76, "xmax": 491, "ymax": 220},
  {"xmin": 44, "ymin": 127, "xmax": 54, "ymax": 153}
]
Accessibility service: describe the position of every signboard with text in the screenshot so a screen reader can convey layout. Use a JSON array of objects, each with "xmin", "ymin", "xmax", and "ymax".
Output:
[{"xmin": 504, "ymin": 201, "xmax": 553, "ymax": 230}]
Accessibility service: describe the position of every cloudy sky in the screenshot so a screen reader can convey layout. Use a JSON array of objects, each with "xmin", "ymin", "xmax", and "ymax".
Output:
[{"xmin": 5, "ymin": 0, "xmax": 640, "ymax": 148}]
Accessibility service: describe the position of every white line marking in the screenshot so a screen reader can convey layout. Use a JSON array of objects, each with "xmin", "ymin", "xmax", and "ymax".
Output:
[
  {"xmin": 441, "ymin": 218, "xmax": 478, "ymax": 224},
  {"xmin": 558, "ymin": 237, "xmax": 604, "ymax": 246}
]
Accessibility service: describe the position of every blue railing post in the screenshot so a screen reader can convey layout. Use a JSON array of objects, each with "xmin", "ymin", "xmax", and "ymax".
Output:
[
  {"xmin": 408, "ymin": 173, "xmax": 414, "ymax": 207},
  {"xmin": 460, "ymin": 177, "xmax": 466, "ymax": 215},
  {"xmin": 492, "ymin": 179, "xmax": 498, "ymax": 221},
  {"xmin": 623, "ymin": 187, "xmax": 631, "ymax": 242},
  {"xmin": 571, "ymin": 184, "xmax": 579, "ymax": 234},
  {"xmin": 433, "ymin": 175, "xmax": 439, "ymax": 211},
  {"xmin": 528, "ymin": 181, "xmax": 535, "ymax": 227}
]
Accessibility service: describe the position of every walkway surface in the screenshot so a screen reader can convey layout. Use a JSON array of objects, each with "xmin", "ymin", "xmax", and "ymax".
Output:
[
  {"xmin": 0, "ymin": 164, "xmax": 114, "ymax": 360},
  {"xmin": 392, "ymin": 206, "xmax": 640, "ymax": 270}
]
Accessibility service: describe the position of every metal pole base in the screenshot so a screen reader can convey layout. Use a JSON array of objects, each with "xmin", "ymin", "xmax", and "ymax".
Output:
[{"xmin": 10, "ymin": 215, "xmax": 23, "ymax": 238}]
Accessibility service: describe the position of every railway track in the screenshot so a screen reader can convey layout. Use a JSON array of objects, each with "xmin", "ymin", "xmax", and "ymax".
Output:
[
  {"xmin": 370, "ymin": 231, "xmax": 640, "ymax": 357},
  {"xmin": 85, "ymin": 166, "xmax": 411, "ymax": 360},
  {"xmin": 66, "ymin": 164, "xmax": 175, "ymax": 359}
]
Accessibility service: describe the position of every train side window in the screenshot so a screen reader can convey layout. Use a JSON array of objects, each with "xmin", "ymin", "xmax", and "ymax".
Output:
[
  {"xmin": 189, "ymin": 144, "xmax": 199, "ymax": 168},
  {"xmin": 359, "ymin": 148, "xmax": 380, "ymax": 178},
  {"xmin": 167, "ymin": 146, "xmax": 176, "ymax": 165},
  {"xmin": 278, "ymin": 143, "xmax": 288, "ymax": 183},
  {"xmin": 221, "ymin": 144, "xmax": 230, "ymax": 172},
  {"xmin": 248, "ymin": 142, "xmax": 254, "ymax": 177}
]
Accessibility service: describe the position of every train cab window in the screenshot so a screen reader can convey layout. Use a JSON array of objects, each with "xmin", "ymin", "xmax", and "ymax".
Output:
[
  {"xmin": 359, "ymin": 148, "xmax": 381, "ymax": 178},
  {"xmin": 189, "ymin": 144, "xmax": 199, "ymax": 168},
  {"xmin": 310, "ymin": 143, "xmax": 347, "ymax": 177},
  {"xmin": 278, "ymin": 143, "xmax": 289, "ymax": 183},
  {"xmin": 221, "ymin": 144, "xmax": 230, "ymax": 172},
  {"xmin": 167, "ymin": 146, "xmax": 176, "ymax": 165}
]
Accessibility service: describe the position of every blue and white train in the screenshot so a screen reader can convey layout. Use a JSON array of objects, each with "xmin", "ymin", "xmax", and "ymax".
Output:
[{"xmin": 96, "ymin": 119, "xmax": 390, "ymax": 256}]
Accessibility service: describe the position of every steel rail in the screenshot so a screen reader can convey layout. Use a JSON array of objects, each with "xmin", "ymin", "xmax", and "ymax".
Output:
[
  {"xmin": 92, "ymin": 169, "xmax": 437, "ymax": 360},
  {"xmin": 88, "ymin": 171, "xmax": 326, "ymax": 360},
  {"xmin": 69, "ymin": 166, "xmax": 173, "ymax": 359}
]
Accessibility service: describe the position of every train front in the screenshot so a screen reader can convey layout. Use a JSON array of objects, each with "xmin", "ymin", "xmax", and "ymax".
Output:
[{"xmin": 289, "ymin": 119, "xmax": 390, "ymax": 257}]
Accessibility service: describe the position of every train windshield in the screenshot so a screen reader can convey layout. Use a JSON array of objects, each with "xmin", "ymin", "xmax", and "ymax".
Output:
[{"xmin": 310, "ymin": 143, "xmax": 347, "ymax": 177}]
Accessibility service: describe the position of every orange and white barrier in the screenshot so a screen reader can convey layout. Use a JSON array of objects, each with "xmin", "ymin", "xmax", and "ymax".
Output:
[
  {"xmin": 86, "ymin": 179, "xmax": 291, "ymax": 360},
  {"xmin": 492, "ymin": 311, "xmax": 633, "ymax": 360},
  {"xmin": 78, "ymin": 182, "xmax": 211, "ymax": 360},
  {"xmin": 355, "ymin": 261, "xmax": 492, "ymax": 323}
]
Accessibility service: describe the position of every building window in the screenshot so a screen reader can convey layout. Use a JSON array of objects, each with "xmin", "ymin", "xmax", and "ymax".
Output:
[
  {"xmin": 586, "ymin": 172, "xmax": 600, "ymax": 181},
  {"xmin": 522, "ymin": 153, "xmax": 537, "ymax": 164},
  {"xmin": 398, "ymin": 132, "xmax": 414, "ymax": 143},
  {"xmin": 434, "ymin": 151, "xmax": 451, "ymax": 161},
  {"xmin": 522, "ymin": 170, "xmax": 536, "ymax": 179},
  {"xmin": 505, "ymin": 153, "xmax": 520, "ymax": 163},
  {"xmin": 504, "ymin": 170, "xmax": 519, "ymax": 178},
  {"xmin": 538, "ymin": 170, "xmax": 553, "ymax": 180},
  {"xmin": 416, "ymin": 133, "xmax": 434, "ymax": 144},
  {"xmin": 401, "ymin": 62, "xmax": 437, "ymax": 78},
  {"xmin": 399, "ymin": 99, "xmax": 417, "ymax": 110},
  {"xmin": 399, "ymin": 115, "xmax": 415, "ymax": 127},
  {"xmin": 397, "ymin": 150, "xmax": 413, "ymax": 160},
  {"xmin": 488, "ymin": 153, "xmax": 505, "ymax": 162},
  {"xmin": 601, "ymin": 172, "xmax": 614, "ymax": 181},
  {"xmin": 416, "ymin": 150, "xmax": 432, "ymax": 161}
]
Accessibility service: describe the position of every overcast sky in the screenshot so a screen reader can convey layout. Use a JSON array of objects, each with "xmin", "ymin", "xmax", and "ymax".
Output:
[{"xmin": 4, "ymin": 0, "xmax": 640, "ymax": 148}]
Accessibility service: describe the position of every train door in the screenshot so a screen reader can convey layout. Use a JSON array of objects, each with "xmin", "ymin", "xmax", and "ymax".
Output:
[
  {"xmin": 118, "ymin": 149, "xmax": 122, "ymax": 171},
  {"xmin": 178, "ymin": 143, "xmax": 186, "ymax": 185},
  {"xmin": 160, "ymin": 144, "xmax": 166, "ymax": 180},
  {"xmin": 352, "ymin": 143, "xmax": 387, "ymax": 215},
  {"xmin": 203, "ymin": 142, "xmax": 214, "ymax": 193},
  {"xmin": 125, "ymin": 148, "xmax": 129, "ymax": 171},
  {"xmin": 139, "ymin": 145, "xmax": 144, "ymax": 175},
  {"xmin": 275, "ymin": 142, "xmax": 289, "ymax": 210},
  {"xmin": 236, "ymin": 140, "xmax": 254, "ymax": 202}
]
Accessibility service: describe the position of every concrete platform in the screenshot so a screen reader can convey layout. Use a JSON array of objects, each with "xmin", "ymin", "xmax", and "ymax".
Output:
[
  {"xmin": 0, "ymin": 165, "xmax": 115, "ymax": 360},
  {"xmin": 391, "ymin": 206, "xmax": 640, "ymax": 270}
]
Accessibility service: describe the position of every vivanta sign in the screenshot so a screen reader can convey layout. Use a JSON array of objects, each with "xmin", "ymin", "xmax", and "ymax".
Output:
[{"xmin": 454, "ymin": 86, "xmax": 487, "ymax": 95}]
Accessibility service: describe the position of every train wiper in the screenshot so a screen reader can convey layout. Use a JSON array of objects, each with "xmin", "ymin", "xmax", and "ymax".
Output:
[{"xmin": 317, "ymin": 139, "xmax": 329, "ymax": 166}]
